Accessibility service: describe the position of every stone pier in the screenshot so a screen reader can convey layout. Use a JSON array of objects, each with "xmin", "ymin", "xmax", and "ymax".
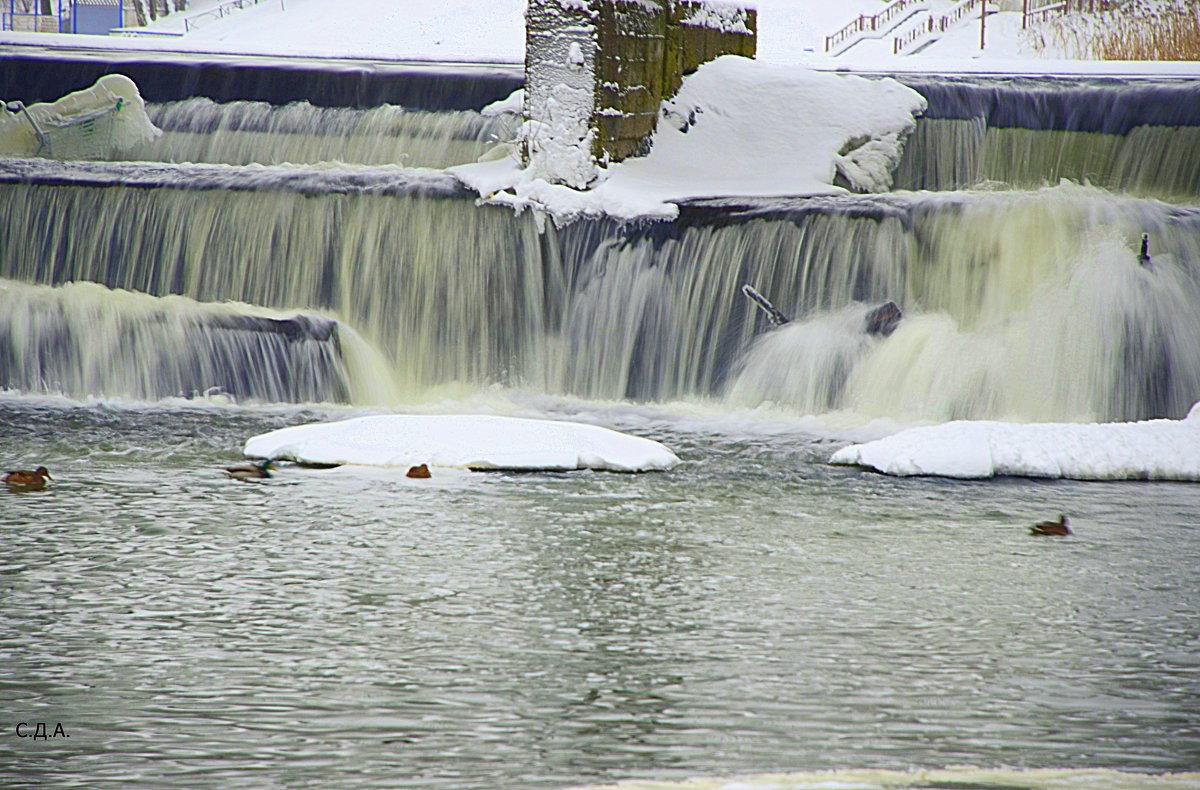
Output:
[{"xmin": 524, "ymin": 0, "xmax": 756, "ymax": 187}]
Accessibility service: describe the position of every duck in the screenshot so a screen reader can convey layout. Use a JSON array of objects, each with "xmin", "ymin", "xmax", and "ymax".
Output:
[
  {"xmin": 406, "ymin": 463, "xmax": 432, "ymax": 479},
  {"xmin": 225, "ymin": 460, "xmax": 275, "ymax": 480},
  {"xmin": 1030, "ymin": 514, "xmax": 1071, "ymax": 536},
  {"xmin": 4, "ymin": 466, "xmax": 52, "ymax": 489}
]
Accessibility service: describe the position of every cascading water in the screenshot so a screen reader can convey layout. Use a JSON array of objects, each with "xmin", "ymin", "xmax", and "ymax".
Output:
[
  {"xmin": 0, "ymin": 72, "xmax": 1197, "ymax": 423},
  {"xmin": 728, "ymin": 191, "xmax": 1200, "ymax": 423},
  {"xmin": 0, "ymin": 278, "xmax": 395, "ymax": 404},
  {"xmin": 122, "ymin": 99, "xmax": 519, "ymax": 168},
  {"xmin": 2, "ymin": 162, "xmax": 1197, "ymax": 422},
  {"xmin": 0, "ymin": 168, "xmax": 555, "ymax": 399},
  {"xmin": 892, "ymin": 77, "xmax": 1200, "ymax": 200},
  {"xmin": 895, "ymin": 119, "xmax": 1200, "ymax": 200}
]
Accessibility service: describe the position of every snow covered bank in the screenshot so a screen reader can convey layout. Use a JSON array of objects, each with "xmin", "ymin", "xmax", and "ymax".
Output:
[
  {"xmin": 453, "ymin": 57, "xmax": 926, "ymax": 221},
  {"xmin": 129, "ymin": 0, "xmax": 527, "ymax": 63},
  {"xmin": 4, "ymin": 0, "xmax": 1199, "ymax": 77},
  {"xmin": 830, "ymin": 403, "xmax": 1200, "ymax": 480},
  {"xmin": 244, "ymin": 414, "xmax": 681, "ymax": 473}
]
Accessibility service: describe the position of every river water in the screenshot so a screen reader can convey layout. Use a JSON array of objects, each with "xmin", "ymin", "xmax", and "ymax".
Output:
[
  {"xmin": 4, "ymin": 64, "xmax": 1200, "ymax": 789},
  {"xmin": 2, "ymin": 393, "xmax": 1198, "ymax": 788}
]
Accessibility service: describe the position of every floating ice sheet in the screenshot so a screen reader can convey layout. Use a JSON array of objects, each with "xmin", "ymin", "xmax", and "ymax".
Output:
[
  {"xmin": 830, "ymin": 403, "xmax": 1200, "ymax": 480},
  {"xmin": 244, "ymin": 414, "xmax": 680, "ymax": 473}
]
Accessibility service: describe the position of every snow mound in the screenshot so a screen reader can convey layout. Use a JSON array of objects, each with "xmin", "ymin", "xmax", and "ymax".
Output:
[
  {"xmin": 0, "ymin": 74, "xmax": 160, "ymax": 160},
  {"xmin": 830, "ymin": 405, "xmax": 1200, "ymax": 481},
  {"xmin": 244, "ymin": 414, "xmax": 680, "ymax": 473},
  {"xmin": 452, "ymin": 56, "xmax": 926, "ymax": 221}
]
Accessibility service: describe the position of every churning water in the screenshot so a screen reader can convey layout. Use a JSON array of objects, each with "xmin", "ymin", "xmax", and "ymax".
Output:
[{"xmin": 1, "ymin": 68, "xmax": 1199, "ymax": 788}]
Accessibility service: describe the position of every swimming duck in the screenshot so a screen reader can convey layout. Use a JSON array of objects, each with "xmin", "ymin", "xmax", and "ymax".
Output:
[
  {"xmin": 406, "ymin": 463, "xmax": 432, "ymax": 479},
  {"xmin": 1030, "ymin": 514, "xmax": 1071, "ymax": 536},
  {"xmin": 4, "ymin": 466, "xmax": 52, "ymax": 489},
  {"xmin": 225, "ymin": 460, "xmax": 275, "ymax": 480}
]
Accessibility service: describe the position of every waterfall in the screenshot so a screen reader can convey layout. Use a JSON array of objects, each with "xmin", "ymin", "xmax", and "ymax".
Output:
[
  {"xmin": 122, "ymin": 99, "xmax": 519, "ymax": 168},
  {"xmin": 896, "ymin": 119, "xmax": 1200, "ymax": 199},
  {"xmin": 2, "ymin": 160, "xmax": 1197, "ymax": 421},
  {"xmin": 728, "ymin": 197, "xmax": 1200, "ymax": 422},
  {"xmin": 0, "ymin": 168, "xmax": 554, "ymax": 399},
  {"xmin": 2, "ymin": 66, "xmax": 1198, "ymax": 422},
  {"xmin": 0, "ymin": 279, "xmax": 397, "ymax": 404},
  {"xmin": 894, "ymin": 77, "xmax": 1200, "ymax": 200}
]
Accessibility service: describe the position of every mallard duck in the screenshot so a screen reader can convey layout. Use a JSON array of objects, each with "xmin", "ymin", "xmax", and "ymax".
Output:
[
  {"xmin": 406, "ymin": 463, "xmax": 431, "ymax": 479},
  {"xmin": 225, "ymin": 460, "xmax": 275, "ymax": 480},
  {"xmin": 4, "ymin": 466, "xmax": 52, "ymax": 489},
  {"xmin": 1030, "ymin": 514, "xmax": 1071, "ymax": 536}
]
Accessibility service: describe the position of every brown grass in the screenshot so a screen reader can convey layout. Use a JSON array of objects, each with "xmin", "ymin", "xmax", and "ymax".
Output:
[
  {"xmin": 1100, "ymin": 0, "xmax": 1200, "ymax": 58},
  {"xmin": 1032, "ymin": 0, "xmax": 1200, "ymax": 60}
]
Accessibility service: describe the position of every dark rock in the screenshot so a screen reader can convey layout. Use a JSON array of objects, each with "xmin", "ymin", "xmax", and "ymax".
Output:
[{"xmin": 864, "ymin": 301, "xmax": 902, "ymax": 336}]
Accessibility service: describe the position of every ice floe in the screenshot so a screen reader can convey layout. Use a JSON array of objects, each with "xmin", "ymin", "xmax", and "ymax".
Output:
[
  {"xmin": 244, "ymin": 414, "xmax": 680, "ymax": 473},
  {"xmin": 830, "ymin": 403, "xmax": 1200, "ymax": 481}
]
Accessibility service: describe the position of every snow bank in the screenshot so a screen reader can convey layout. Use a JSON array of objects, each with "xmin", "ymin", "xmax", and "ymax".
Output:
[
  {"xmin": 830, "ymin": 403, "xmax": 1200, "ymax": 480},
  {"xmin": 6, "ymin": 0, "xmax": 1200, "ymax": 75},
  {"xmin": 452, "ymin": 56, "xmax": 926, "ymax": 221},
  {"xmin": 131, "ymin": 0, "xmax": 528, "ymax": 63},
  {"xmin": 244, "ymin": 414, "xmax": 681, "ymax": 472}
]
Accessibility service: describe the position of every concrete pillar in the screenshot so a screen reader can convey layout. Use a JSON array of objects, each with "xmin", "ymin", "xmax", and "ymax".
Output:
[{"xmin": 524, "ymin": 0, "xmax": 756, "ymax": 186}]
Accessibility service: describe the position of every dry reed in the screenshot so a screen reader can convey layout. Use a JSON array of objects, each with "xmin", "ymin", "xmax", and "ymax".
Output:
[
  {"xmin": 1101, "ymin": 0, "xmax": 1200, "ymax": 58},
  {"xmin": 1031, "ymin": 0, "xmax": 1200, "ymax": 60}
]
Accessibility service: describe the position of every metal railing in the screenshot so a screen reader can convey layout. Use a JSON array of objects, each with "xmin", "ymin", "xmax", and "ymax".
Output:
[
  {"xmin": 893, "ymin": 0, "xmax": 983, "ymax": 54},
  {"xmin": 1022, "ymin": 0, "xmax": 1120, "ymax": 26},
  {"xmin": 1022, "ymin": 0, "xmax": 1068, "ymax": 28},
  {"xmin": 824, "ymin": 0, "xmax": 927, "ymax": 52},
  {"xmin": 113, "ymin": 27, "xmax": 184, "ymax": 36},
  {"xmin": 183, "ymin": 0, "xmax": 265, "ymax": 32},
  {"xmin": 1, "ymin": 11, "xmax": 63, "ymax": 33}
]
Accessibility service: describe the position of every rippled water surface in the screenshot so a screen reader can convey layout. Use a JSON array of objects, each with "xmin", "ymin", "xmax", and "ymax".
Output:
[{"xmin": 2, "ymin": 396, "xmax": 1198, "ymax": 788}]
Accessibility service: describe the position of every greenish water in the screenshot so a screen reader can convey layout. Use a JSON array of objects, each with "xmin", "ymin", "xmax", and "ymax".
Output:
[{"xmin": 2, "ymin": 394, "xmax": 1198, "ymax": 788}]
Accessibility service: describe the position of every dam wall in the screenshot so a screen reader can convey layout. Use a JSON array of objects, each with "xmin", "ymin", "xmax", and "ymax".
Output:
[{"xmin": 0, "ymin": 50, "xmax": 523, "ymax": 110}]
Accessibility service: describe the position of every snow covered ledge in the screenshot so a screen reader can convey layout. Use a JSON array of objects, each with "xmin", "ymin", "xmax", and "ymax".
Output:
[
  {"xmin": 830, "ymin": 403, "xmax": 1200, "ymax": 481},
  {"xmin": 523, "ymin": 0, "xmax": 756, "ymax": 188},
  {"xmin": 457, "ymin": 57, "xmax": 926, "ymax": 221},
  {"xmin": 244, "ymin": 414, "xmax": 681, "ymax": 473}
]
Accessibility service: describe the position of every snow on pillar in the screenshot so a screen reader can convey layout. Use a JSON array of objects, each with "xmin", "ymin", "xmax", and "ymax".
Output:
[
  {"xmin": 524, "ymin": 0, "xmax": 756, "ymax": 187},
  {"xmin": 524, "ymin": 0, "xmax": 600, "ymax": 189}
]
